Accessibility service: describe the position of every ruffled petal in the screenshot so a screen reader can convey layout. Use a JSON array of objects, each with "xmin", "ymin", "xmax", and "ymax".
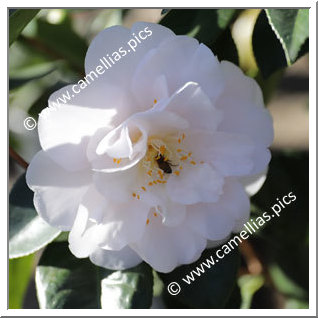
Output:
[
  {"xmin": 132, "ymin": 36, "xmax": 225, "ymax": 108},
  {"xmin": 131, "ymin": 216, "xmax": 206, "ymax": 273},
  {"xmin": 85, "ymin": 23, "xmax": 174, "ymax": 90},
  {"xmin": 39, "ymin": 82, "xmax": 129, "ymax": 171},
  {"xmin": 91, "ymin": 108, "xmax": 188, "ymax": 172},
  {"xmin": 187, "ymin": 179, "xmax": 250, "ymax": 240},
  {"xmin": 161, "ymin": 82, "xmax": 222, "ymax": 132},
  {"xmin": 26, "ymin": 151, "xmax": 91, "ymax": 230},
  {"xmin": 69, "ymin": 185, "xmax": 150, "ymax": 252},
  {"xmin": 166, "ymin": 163, "xmax": 224, "ymax": 205},
  {"xmin": 239, "ymin": 169, "xmax": 267, "ymax": 196},
  {"xmin": 216, "ymin": 61, "xmax": 274, "ymax": 148},
  {"xmin": 184, "ymin": 130, "xmax": 255, "ymax": 176},
  {"xmin": 90, "ymin": 245, "xmax": 142, "ymax": 270}
]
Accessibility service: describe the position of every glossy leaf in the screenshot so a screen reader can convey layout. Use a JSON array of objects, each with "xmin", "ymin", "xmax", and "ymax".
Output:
[
  {"xmin": 160, "ymin": 9, "xmax": 237, "ymax": 47},
  {"xmin": 252, "ymin": 151, "xmax": 309, "ymax": 300},
  {"xmin": 36, "ymin": 242, "xmax": 154, "ymax": 309},
  {"xmin": 9, "ymin": 173, "xmax": 61, "ymax": 259},
  {"xmin": 160, "ymin": 246, "xmax": 240, "ymax": 308},
  {"xmin": 9, "ymin": 68, "xmax": 55, "ymax": 91},
  {"xmin": 32, "ymin": 17, "xmax": 88, "ymax": 74},
  {"xmin": 265, "ymin": 9, "xmax": 309, "ymax": 65},
  {"xmin": 253, "ymin": 9, "xmax": 309, "ymax": 78},
  {"xmin": 9, "ymin": 9, "xmax": 40, "ymax": 46},
  {"xmin": 101, "ymin": 262, "xmax": 153, "ymax": 309}
]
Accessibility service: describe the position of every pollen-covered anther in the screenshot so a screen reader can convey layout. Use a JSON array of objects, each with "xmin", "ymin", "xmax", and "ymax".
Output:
[
  {"xmin": 174, "ymin": 170, "xmax": 180, "ymax": 176},
  {"xmin": 113, "ymin": 158, "xmax": 121, "ymax": 164},
  {"xmin": 146, "ymin": 219, "xmax": 150, "ymax": 225},
  {"xmin": 159, "ymin": 145, "xmax": 166, "ymax": 154},
  {"xmin": 141, "ymin": 186, "xmax": 147, "ymax": 192},
  {"xmin": 190, "ymin": 160, "xmax": 197, "ymax": 165}
]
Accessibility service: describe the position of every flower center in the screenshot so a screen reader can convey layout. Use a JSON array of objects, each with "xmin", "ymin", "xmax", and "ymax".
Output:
[{"xmin": 131, "ymin": 132, "xmax": 203, "ymax": 205}]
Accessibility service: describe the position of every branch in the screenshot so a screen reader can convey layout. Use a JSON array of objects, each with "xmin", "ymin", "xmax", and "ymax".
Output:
[
  {"xmin": 239, "ymin": 240, "xmax": 263, "ymax": 275},
  {"xmin": 9, "ymin": 147, "xmax": 29, "ymax": 169}
]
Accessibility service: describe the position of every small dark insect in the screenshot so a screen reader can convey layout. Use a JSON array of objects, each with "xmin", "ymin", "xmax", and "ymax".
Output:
[{"xmin": 155, "ymin": 154, "xmax": 173, "ymax": 174}]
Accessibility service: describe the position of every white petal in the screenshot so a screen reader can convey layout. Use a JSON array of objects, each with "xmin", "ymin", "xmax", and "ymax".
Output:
[
  {"xmin": 160, "ymin": 200, "xmax": 187, "ymax": 227},
  {"xmin": 131, "ymin": 217, "xmax": 206, "ymax": 273},
  {"xmin": 85, "ymin": 23, "xmax": 174, "ymax": 90},
  {"xmin": 249, "ymin": 146, "xmax": 271, "ymax": 175},
  {"xmin": 96, "ymin": 198, "xmax": 150, "ymax": 250},
  {"xmin": 93, "ymin": 165, "xmax": 139, "ymax": 202},
  {"xmin": 26, "ymin": 151, "xmax": 91, "ymax": 230},
  {"xmin": 40, "ymin": 82, "xmax": 124, "ymax": 171},
  {"xmin": 187, "ymin": 179, "xmax": 250, "ymax": 239},
  {"xmin": 216, "ymin": 61, "xmax": 274, "ymax": 148},
  {"xmin": 166, "ymin": 163, "xmax": 224, "ymax": 205},
  {"xmin": 68, "ymin": 205, "xmax": 97, "ymax": 258},
  {"xmin": 92, "ymin": 108, "xmax": 188, "ymax": 173},
  {"xmin": 239, "ymin": 169, "xmax": 267, "ymax": 196},
  {"xmin": 218, "ymin": 61, "xmax": 264, "ymax": 108},
  {"xmin": 132, "ymin": 36, "xmax": 199, "ymax": 108},
  {"xmin": 186, "ymin": 131, "xmax": 254, "ymax": 176},
  {"xmin": 162, "ymin": 82, "xmax": 222, "ymax": 131},
  {"xmin": 182, "ymin": 43, "xmax": 225, "ymax": 103},
  {"xmin": 90, "ymin": 245, "xmax": 142, "ymax": 270}
]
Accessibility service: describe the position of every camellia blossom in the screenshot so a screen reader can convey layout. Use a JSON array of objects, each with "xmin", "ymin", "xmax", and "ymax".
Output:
[{"xmin": 26, "ymin": 22, "xmax": 273, "ymax": 273}]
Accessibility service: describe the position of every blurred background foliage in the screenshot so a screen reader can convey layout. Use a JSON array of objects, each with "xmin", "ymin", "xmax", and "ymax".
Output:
[{"xmin": 9, "ymin": 8, "xmax": 309, "ymax": 309}]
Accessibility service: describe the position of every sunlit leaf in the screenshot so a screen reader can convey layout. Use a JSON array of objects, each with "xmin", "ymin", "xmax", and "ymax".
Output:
[{"xmin": 36, "ymin": 242, "xmax": 154, "ymax": 309}]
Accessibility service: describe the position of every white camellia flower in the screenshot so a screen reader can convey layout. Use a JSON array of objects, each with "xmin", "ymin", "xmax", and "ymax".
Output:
[{"xmin": 26, "ymin": 22, "xmax": 273, "ymax": 273}]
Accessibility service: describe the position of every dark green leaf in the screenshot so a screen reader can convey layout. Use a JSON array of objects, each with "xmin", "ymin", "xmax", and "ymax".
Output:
[
  {"xmin": 160, "ymin": 9, "xmax": 238, "ymax": 47},
  {"xmin": 210, "ymin": 27, "xmax": 239, "ymax": 65},
  {"xmin": 9, "ymin": 253, "xmax": 35, "ymax": 308},
  {"xmin": 101, "ymin": 263, "xmax": 153, "ymax": 308},
  {"xmin": 265, "ymin": 9, "xmax": 309, "ymax": 64},
  {"xmin": 36, "ymin": 242, "xmax": 154, "ymax": 309},
  {"xmin": 9, "ymin": 9, "xmax": 40, "ymax": 46},
  {"xmin": 9, "ymin": 173, "xmax": 60, "ymax": 258},
  {"xmin": 9, "ymin": 68, "xmax": 55, "ymax": 90},
  {"xmin": 160, "ymin": 246, "xmax": 240, "ymax": 308},
  {"xmin": 36, "ymin": 242, "xmax": 105, "ymax": 309},
  {"xmin": 253, "ymin": 9, "xmax": 309, "ymax": 78},
  {"xmin": 253, "ymin": 10, "xmax": 287, "ymax": 78},
  {"xmin": 31, "ymin": 17, "xmax": 88, "ymax": 74},
  {"xmin": 252, "ymin": 151, "xmax": 309, "ymax": 299}
]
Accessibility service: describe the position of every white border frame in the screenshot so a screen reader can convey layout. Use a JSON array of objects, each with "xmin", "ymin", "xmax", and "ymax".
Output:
[{"xmin": 2, "ymin": 1, "xmax": 316, "ymax": 316}]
